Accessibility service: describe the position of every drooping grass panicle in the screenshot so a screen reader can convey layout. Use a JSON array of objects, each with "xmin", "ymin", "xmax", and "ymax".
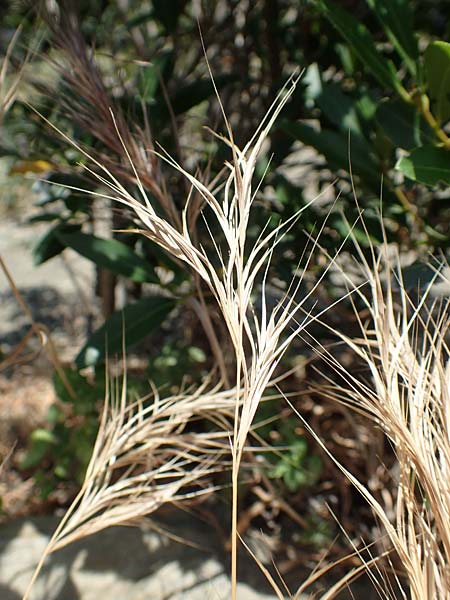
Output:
[
  {"xmin": 22, "ymin": 375, "xmax": 238, "ymax": 599},
  {"xmin": 37, "ymin": 1, "xmax": 180, "ymax": 228}
]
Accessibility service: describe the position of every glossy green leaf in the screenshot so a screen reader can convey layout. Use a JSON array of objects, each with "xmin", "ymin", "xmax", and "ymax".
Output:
[
  {"xmin": 171, "ymin": 74, "xmax": 236, "ymax": 115},
  {"xmin": 57, "ymin": 232, "xmax": 159, "ymax": 284},
  {"xmin": 366, "ymin": 0, "xmax": 418, "ymax": 75},
  {"xmin": 376, "ymin": 99, "xmax": 433, "ymax": 150},
  {"xmin": 424, "ymin": 41, "xmax": 450, "ymax": 124},
  {"xmin": 317, "ymin": 0, "xmax": 405, "ymax": 97},
  {"xmin": 281, "ymin": 120, "xmax": 380, "ymax": 188},
  {"xmin": 316, "ymin": 83, "xmax": 363, "ymax": 135},
  {"xmin": 76, "ymin": 296, "xmax": 176, "ymax": 367},
  {"xmin": 33, "ymin": 222, "xmax": 81, "ymax": 265},
  {"xmin": 396, "ymin": 145, "xmax": 450, "ymax": 185}
]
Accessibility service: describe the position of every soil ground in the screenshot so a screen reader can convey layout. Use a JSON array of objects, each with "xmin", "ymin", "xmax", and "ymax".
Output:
[{"xmin": 0, "ymin": 190, "xmax": 96, "ymax": 517}]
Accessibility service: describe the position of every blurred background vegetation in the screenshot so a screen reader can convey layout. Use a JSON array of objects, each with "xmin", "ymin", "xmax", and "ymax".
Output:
[{"xmin": 1, "ymin": 0, "xmax": 450, "ymax": 573}]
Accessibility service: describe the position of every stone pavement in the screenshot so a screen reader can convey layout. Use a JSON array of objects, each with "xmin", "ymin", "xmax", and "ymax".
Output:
[{"xmin": 0, "ymin": 515, "xmax": 281, "ymax": 600}]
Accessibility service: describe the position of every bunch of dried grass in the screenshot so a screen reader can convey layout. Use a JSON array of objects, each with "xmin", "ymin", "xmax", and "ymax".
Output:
[
  {"xmin": 23, "ymin": 374, "xmax": 238, "ymax": 598},
  {"xmin": 293, "ymin": 240, "xmax": 450, "ymax": 600},
  {"xmin": 32, "ymin": 47, "xmax": 354, "ymax": 595},
  {"xmin": 20, "ymin": 8, "xmax": 450, "ymax": 599}
]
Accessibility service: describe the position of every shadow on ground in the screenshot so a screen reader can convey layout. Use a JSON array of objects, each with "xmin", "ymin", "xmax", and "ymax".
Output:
[{"xmin": 0, "ymin": 511, "xmax": 280, "ymax": 600}]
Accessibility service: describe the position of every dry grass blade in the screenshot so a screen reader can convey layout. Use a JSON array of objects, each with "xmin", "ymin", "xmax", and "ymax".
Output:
[{"xmin": 0, "ymin": 25, "xmax": 26, "ymax": 126}]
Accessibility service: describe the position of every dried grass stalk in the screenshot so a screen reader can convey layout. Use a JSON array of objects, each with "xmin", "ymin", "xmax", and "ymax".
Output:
[
  {"xmin": 39, "ymin": 1, "xmax": 180, "ymax": 227},
  {"xmin": 83, "ymin": 75, "xmax": 340, "ymax": 598},
  {"xmin": 0, "ymin": 25, "xmax": 25, "ymax": 125}
]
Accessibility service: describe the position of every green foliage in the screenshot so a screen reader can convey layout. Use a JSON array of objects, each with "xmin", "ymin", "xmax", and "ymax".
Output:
[
  {"xmin": 424, "ymin": 41, "xmax": 450, "ymax": 124},
  {"xmin": 268, "ymin": 437, "xmax": 322, "ymax": 493},
  {"xmin": 33, "ymin": 222, "xmax": 82, "ymax": 265},
  {"xmin": 76, "ymin": 296, "xmax": 177, "ymax": 368},
  {"xmin": 317, "ymin": 0, "xmax": 407, "ymax": 96},
  {"xmin": 20, "ymin": 366, "xmax": 150, "ymax": 498},
  {"xmin": 57, "ymin": 232, "xmax": 160, "ymax": 284},
  {"xmin": 147, "ymin": 341, "xmax": 207, "ymax": 389},
  {"xmin": 365, "ymin": 0, "xmax": 418, "ymax": 74},
  {"xmin": 277, "ymin": 0, "xmax": 450, "ymax": 251},
  {"xmin": 20, "ymin": 369, "xmax": 105, "ymax": 497},
  {"xmin": 296, "ymin": 513, "xmax": 334, "ymax": 549},
  {"xmin": 257, "ymin": 401, "xmax": 322, "ymax": 494},
  {"xmin": 396, "ymin": 146, "xmax": 450, "ymax": 186}
]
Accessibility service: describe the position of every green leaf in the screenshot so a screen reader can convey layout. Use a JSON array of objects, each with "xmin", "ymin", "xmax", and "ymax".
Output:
[
  {"xmin": 424, "ymin": 41, "xmax": 450, "ymax": 124},
  {"xmin": 281, "ymin": 120, "xmax": 380, "ymax": 189},
  {"xmin": 396, "ymin": 145, "xmax": 450, "ymax": 186},
  {"xmin": 33, "ymin": 222, "xmax": 81, "ymax": 265},
  {"xmin": 376, "ymin": 99, "xmax": 433, "ymax": 150},
  {"xmin": 170, "ymin": 75, "xmax": 236, "ymax": 115},
  {"xmin": 20, "ymin": 429, "xmax": 57, "ymax": 470},
  {"xmin": 316, "ymin": 83, "xmax": 363, "ymax": 135},
  {"xmin": 137, "ymin": 52, "xmax": 172, "ymax": 101},
  {"xmin": 152, "ymin": 0, "xmax": 186, "ymax": 33},
  {"xmin": 53, "ymin": 367, "xmax": 105, "ymax": 411},
  {"xmin": 317, "ymin": 0, "xmax": 406, "ymax": 97},
  {"xmin": 366, "ymin": 0, "xmax": 418, "ymax": 75},
  {"xmin": 76, "ymin": 296, "xmax": 176, "ymax": 367},
  {"xmin": 56, "ymin": 232, "xmax": 159, "ymax": 284},
  {"xmin": 27, "ymin": 212, "xmax": 61, "ymax": 224},
  {"xmin": 355, "ymin": 93, "xmax": 378, "ymax": 122},
  {"xmin": 31, "ymin": 429, "xmax": 58, "ymax": 444}
]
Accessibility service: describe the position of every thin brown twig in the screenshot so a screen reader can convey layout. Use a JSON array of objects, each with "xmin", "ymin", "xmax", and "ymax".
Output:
[{"xmin": 0, "ymin": 254, "xmax": 75, "ymax": 399}]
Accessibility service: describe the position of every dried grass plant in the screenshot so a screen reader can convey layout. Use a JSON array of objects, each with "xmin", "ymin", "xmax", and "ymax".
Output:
[
  {"xmin": 20, "ymin": 9, "xmax": 450, "ymax": 600},
  {"xmin": 23, "ymin": 61, "xmax": 348, "ymax": 597},
  {"xmin": 287, "ymin": 237, "xmax": 450, "ymax": 600},
  {"xmin": 23, "ymin": 373, "xmax": 239, "ymax": 598}
]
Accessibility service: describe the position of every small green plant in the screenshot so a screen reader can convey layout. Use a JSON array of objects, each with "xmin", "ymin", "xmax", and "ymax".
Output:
[
  {"xmin": 268, "ymin": 436, "xmax": 322, "ymax": 493},
  {"xmin": 257, "ymin": 400, "xmax": 322, "ymax": 493},
  {"xmin": 20, "ymin": 368, "xmax": 105, "ymax": 497}
]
